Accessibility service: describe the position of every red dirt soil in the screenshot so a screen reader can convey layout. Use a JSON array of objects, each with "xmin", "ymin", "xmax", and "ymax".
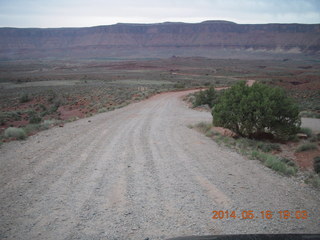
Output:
[
  {"xmin": 58, "ymin": 106, "xmax": 86, "ymax": 121},
  {"xmin": 294, "ymin": 149, "xmax": 320, "ymax": 171}
]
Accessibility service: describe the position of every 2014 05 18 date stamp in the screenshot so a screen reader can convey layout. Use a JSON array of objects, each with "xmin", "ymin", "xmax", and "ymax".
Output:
[{"xmin": 212, "ymin": 210, "xmax": 309, "ymax": 220}]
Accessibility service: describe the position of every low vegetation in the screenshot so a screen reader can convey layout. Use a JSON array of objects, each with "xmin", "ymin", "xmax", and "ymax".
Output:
[
  {"xmin": 305, "ymin": 173, "xmax": 320, "ymax": 188},
  {"xmin": 29, "ymin": 113, "xmax": 42, "ymax": 124},
  {"xmin": 193, "ymin": 122, "xmax": 212, "ymax": 133},
  {"xmin": 193, "ymin": 86, "xmax": 217, "ymax": 108},
  {"xmin": 1, "ymin": 57, "xmax": 319, "ymax": 151},
  {"xmin": 212, "ymin": 81, "xmax": 301, "ymax": 140},
  {"xmin": 189, "ymin": 78, "xmax": 320, "ymax": 187},
  {"xmin": 298, "ymin": 127, "xmax": 313, "ymax": 137},
  {"xmin": 4, "ymin": 127, "xmax": 27, "ymax": 140},
  {"xmin": 193, "ymin": 122, "xmax": 297, "ymax": 176},
  {"xmin": 19, "ymin": 93, "xmax": 31, "ymax": 103},
  {"xmin": 98, "ymin": 107, "xmax": 108, "ymax": 113},
  {"xmin": 250, "ymin": 151, "xmax": 296, "ymax": 175},
  {"xmin": 173, "ymin": 82, "xmax": 186, "ymax": 89},
  {"xmin": 295, "ymin": 143, "xmax": 318, "ymax": 152}
]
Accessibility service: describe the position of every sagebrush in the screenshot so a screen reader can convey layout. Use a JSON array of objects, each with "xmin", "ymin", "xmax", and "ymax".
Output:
[{"xmin": 4, "ymin": 127, "xmax": 27, "ymax": 140}]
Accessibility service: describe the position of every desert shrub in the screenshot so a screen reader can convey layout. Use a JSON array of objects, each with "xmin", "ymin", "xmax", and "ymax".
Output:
[
  {"xmin": 19, "ymin": 93, "xmax": 31, "ymax": 103},
  {"xmin": 299, "ymin": 127, "xmax": 312, "ymax": 137},
  {"xmin": 305, "ymin": 173, "xmax": 320, "ymax": 188},
  {"xmin": 280, "ymin": 157, "xmax": 296, "ymax": 167},
  {"xmin": 28, "ymin": 111, "xmax": 42, "ymax": 124},
  {"xmin": 251, "ymin": 150, "xmax": 269, "ymax": 162},
  {"xmin": 4, "ymin": 127, "xmax": 27, "ymax": 140},
  {"xmin": 235, "ymin": 138, "xmax": 280, "ymax": 153},
  {"xmin": 295, "ymin": 143, "xmax": 318, "ymax": 152},
  {"xmin": 212, "ymin": 81, "xmax": 301, "ymax": 140},
  {"xmin": 47, "ymin": 91, "xmax": 57, "ymax": 103},
  {"xmin": 313, "ymin": 156, "xmax": 320, "ymax": 174},
  {"xmin": 29, "ymin": 115, "xmax": 42, "ymax": 124},
  {"xmin": 39, "ymin": 104, "xmax": 47, "ymax": 111},
  {"xmin": 265, "ymin": 156, "xmax": 287, "ymax": 173},
  {"xmin": 288, "ymin": 134, "xmax": 300, "ymax": 142},
  {"xmin": 24, "ymin": 124, "xmax": 41, "ymax": 134},
  {"xmin": 98, "ymin": 108, "xmax": 107, "ymax": 113},
  {"xmin": 256, "ymin": 142, "xmax": 281, "ymax": 153},
  {"xmin": 194, "ymin": 122, "xmax": 212, "ymax": 133},
  {"xmin": 205, "ymin": 129, "xmax": 221, "ymax": 138},
  {"xmin": 49, "ymin": 101, "xmax": 61, "ymax": 113},
  {"xmin": 40, "ymin": 111, "xmax": 49, "ymax": 117},
  {"xmin": 193, "ymin": 86, "xmax": 217, "ymax": 108},
  {"xmin": 173, "ymin": 83, "xmax": 185, "ymax": 89},
  {"xmin": 0, "ymin": 111, "xmax": 22, "ymax": 124}
]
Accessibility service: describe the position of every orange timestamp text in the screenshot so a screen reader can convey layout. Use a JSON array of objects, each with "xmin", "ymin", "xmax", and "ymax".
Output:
[{"xmin": 212, "ymin": 210, "xmax": 309, "ymax": 220}]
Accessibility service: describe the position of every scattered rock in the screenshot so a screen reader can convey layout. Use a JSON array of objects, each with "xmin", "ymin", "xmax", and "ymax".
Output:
[
  {"xmin": 297, "ymin": 133, "xmax": 308, "ymax": 139},
  {"xmin": 212, "ymin": 127, "xmax": 238, "ymax": 138},
  {"xmin": 59, "ymin": 124, "xmax": 64, "ymax": 127}
]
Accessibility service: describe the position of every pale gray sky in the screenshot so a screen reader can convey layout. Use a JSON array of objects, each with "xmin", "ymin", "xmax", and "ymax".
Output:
[{"xmin": 0, "ymin": 0, "xmax": 319, "ymax": 28}]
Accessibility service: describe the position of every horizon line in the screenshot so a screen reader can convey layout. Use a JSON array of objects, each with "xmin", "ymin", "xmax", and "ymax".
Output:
[{"xmin": 1, "ymin": 20, "xmax": 319, "ymax": 29}]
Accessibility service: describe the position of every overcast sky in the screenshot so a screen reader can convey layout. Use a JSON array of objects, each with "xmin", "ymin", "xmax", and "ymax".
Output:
[{"xmin": 0, "ymin": 0, "xmax": 319, "ymax": 28}]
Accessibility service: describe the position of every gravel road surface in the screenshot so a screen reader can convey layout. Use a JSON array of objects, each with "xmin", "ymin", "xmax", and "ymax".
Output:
[
  {"xmin": 301, "ymin": 117, "xmax": 320, "ymax": 134},
  {"xmin": 1, "ymin": 90, "xmax": 319, "ymax": 240}
]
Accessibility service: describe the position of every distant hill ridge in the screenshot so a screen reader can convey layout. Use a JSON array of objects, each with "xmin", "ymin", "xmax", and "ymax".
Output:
[{"xmin": 0, "ymin": 20, "xmax": 319, "ymax": 60}]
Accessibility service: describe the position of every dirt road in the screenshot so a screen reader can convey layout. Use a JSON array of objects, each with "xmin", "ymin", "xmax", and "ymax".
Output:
[{"xmin": 1, "ymin": 90, "xmax": 319, "ymax": 239}]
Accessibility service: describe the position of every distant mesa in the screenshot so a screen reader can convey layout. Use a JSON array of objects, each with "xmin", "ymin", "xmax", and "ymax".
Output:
[
  {"xmin": 201, "ymin": 20, "xmax": 237, "ymax": 24},
  {"xmin": 0, "ymin": 20, "xmax": 319, "ymax": 60}
]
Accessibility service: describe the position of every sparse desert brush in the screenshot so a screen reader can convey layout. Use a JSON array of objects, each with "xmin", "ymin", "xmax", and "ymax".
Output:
[
  {"xmin": 47, "ymin": 91, "xmax": 57, "ymax": 103},
  {"xmin": 39, "ymin": 104, "xmax": 47, "ymax": 111},
  {"xmin": 195, "ymin": 122, "xmax": 212, "ymax": 133},
  {"xmin": 29, "ymin": 115, "xmax": 42, "ymax": 124},
  {"xmin": 305, "ymin": 173, "xmax": 320, "ymax": 188},
  {"xmin": 98, "ymin": 107, "xmax": 107, "ymax": 113},
  {"xmin": 295, "ymin": 143, "xmax": 318, "ymax": 152},
  {"xmin": 193, "ymin": 86, "xmax": 217, "ymax": 108},
  {"xmin": 173, "ymin": 82, "xmax": 185, "ymax": 89},
  {"xmin": 250, "ymin": 150, "xmax": 297, "ymax": 175},
  {"xmin": 23, "ymin": 124, "xmax": 41, "ymax": 134},
  {"xmin": 256, "ymin": 142, "xmax": 281, "ymax": 153},
  {"xmin": 19, "ymin": 93, "xmax": 31, "ymax": 103},
  {"xmin": 4, "ymin": 127, "xmax": 27, "ymax": 140},
  {"xmin": 233, "ymin": 138, "xmax": 281, "ymax": 153},
  {"xmin": 0, "ymin": 111, "xmax": 22, "ymax": 126}
]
